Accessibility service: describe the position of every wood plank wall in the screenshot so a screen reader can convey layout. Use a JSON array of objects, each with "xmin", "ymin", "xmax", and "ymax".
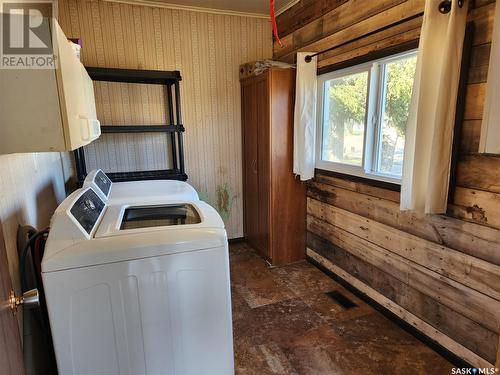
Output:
[
  {"xmin": 58, "ymin": 0, "xmax": 272, "ymax": 238},
  {"xmin": 275, "ymin": 0, "xmax": 500, "ymax": 367}
]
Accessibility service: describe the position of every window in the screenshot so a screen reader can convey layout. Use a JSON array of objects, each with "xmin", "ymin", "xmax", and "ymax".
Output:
[{"xmin": 317, "ymin": 51, "xmax": 417, "ymax": 183}]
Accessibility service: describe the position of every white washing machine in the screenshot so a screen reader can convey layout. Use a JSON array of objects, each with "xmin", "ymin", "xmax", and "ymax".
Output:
[
  {"xmin": 42, "ymin": 187, "xmax": 234, "ymax": 375},
  {"xmin": 83, "ymin": 169, "xmax": 199, "ymax": 204}
]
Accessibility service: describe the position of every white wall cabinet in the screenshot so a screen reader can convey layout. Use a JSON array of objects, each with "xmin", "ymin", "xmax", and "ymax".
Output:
[{"xmin": 0, "ymin": 18, "xmax": 100, "ymax": 154}]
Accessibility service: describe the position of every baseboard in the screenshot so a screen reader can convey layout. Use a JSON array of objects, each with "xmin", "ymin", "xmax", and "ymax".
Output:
[
  {"xmin": 228, "ymin": 237, "xmax": 245, "ymax": 244},
  {"xmin": 306, "ymin": 249, "xmax": 489, "ymax": 369}
]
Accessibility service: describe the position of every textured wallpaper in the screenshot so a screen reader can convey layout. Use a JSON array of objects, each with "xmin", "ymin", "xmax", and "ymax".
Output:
[{"xmin": 59, "ymin": 0, "xmax": 273, "ymax": 237}]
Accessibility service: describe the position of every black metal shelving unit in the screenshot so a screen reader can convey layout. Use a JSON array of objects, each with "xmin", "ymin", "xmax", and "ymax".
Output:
[{"xmin": 74, "ymin": 67, "xmax": 187, "ymax": 185}]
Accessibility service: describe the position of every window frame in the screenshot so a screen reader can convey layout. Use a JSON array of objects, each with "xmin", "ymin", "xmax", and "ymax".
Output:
[{"xmin": 316, "ymin": 50, "xmax": 418, "ymax": 185}]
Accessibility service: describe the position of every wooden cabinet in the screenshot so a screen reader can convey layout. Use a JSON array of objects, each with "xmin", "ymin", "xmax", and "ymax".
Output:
[
  {"xmin": 0, "ymin": 18, "xmax": 100, "ymax": 154},
  {"xmin": 241, "ymin": 68, "xmax": 306, "ymax": 265}
]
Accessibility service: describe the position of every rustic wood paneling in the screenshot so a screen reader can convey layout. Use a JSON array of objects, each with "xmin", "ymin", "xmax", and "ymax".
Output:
[
  {"xmin": 308, "ymin": 198, "xmax": 500, "ymax": 301},
  {"xmin": 450, "ymin": 187, "xmax": 500, "ymax": 229},
  {"xmin": 468, "ymin": 44, "xmax": 491, "ymax": 83},
  {"xmin": 470, "ymin": 2, "xmax": 496, "ymax": 45},
  {"xmin": 306, "ymin": 214, "xmax": 500, "ymax": 335},
  {"xmin": 59, "ymin": 0, "xmax": 273, "ymax": 238},
  {"xmin": 314, "ymin": 173, "xmax": 400, "ymax": 202},
  {"xmin": 276, "ymin": 0, "xmax": 348, "ymax": 37},
  {"xmin": 275, "ymin": 0, "xmax": 425, "ymax": 63},
  {"xmin": 318, "ymin": 18, "xmax": 422, "ymax": 69},
  {"xmin": 464, "ymin": 83, "xmax": 486, "ymax": 120},
  {"xmin": 276, "ymin": 0, "xmax": 500, "ymax": 366},
  {"xmin": 308, "ymin": 180, "xmax": 442, "ymax": 243},
  {"xmin": 456, "ymin": 155, "xmax": 500, "ymax": 193},
  {"xmin": 460, "ymin": 120, "xmax": 482, "ymax": 153},
  {"xmin": 314, "ymin": 172, "xmax": 500, "ymax": 265}
]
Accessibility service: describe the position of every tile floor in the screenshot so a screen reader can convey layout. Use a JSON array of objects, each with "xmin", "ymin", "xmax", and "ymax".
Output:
[{"xmin": 230, "ymin": 242, "xmax": 454, "ymax": 375}]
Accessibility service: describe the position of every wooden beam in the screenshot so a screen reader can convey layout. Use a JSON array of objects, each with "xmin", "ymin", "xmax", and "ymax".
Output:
[
  {"xmin": 460, "ymin": 120, "xmax": 481, "ymax": 154},
  {"xmin": 468, "ymin": 2, "xmax": 496, "ymax": 46},
  {"xmin": 308, "ymin": 197, "xmax": 500, "ymax": 301},
  {"xmin": 318, "ymin": 14, "xmax": 422, "ymax": 63},
  {"xmin": 308, "ymin": 180, "xmax": 443, "ymax": 243},
  {"xmin": 450, "ymin": 187, "xmax": 500, "ymax": 230},
  {"xmin": 430, "ymin": 214, "xmax": 500, "ymax": 265},
  {"xmin": 318, "ymin": 25, "xmax": 421, "ymax": 69},
  {"xmin": 274, "ymin": 0, "xmax": 424, "ymax": 60},
  {"xmin": 464, "ymin": 83, "xmax": 486, "ymax": 120},
  {"xmin": 310, "ymin": 173, "xmax": 500, "ymax": 265},
  {"xmin": 313, "ymin": 173, "xmax": 400, "ymax": 202},
  {"xmin": 276, "ymin": 0, "xmax": 349, "ymax": 38},
  {"xmin": 468, "ymin": 43, "xmax": 491, "ymax": 84},
  {"xmin": 456, "ymin": 155, "xmax": 500, "ymax": 194}
]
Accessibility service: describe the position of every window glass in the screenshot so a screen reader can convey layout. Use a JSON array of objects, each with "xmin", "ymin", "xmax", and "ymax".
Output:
[
  {"xmin": 317, "ymin": 50, "xmax": 418, "ymax": 183},
  {"xmin": 377, "ymin": 55, "xmax": 417, "ymax": 176},
  {"xmin": 321, "ymin": 71, "xmax": 368, "ymax": 166}
]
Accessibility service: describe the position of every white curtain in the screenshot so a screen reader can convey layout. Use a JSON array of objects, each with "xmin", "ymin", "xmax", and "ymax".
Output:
[
  {"xmin": 401, "ymin": 0, "xmax": 468, "ymax": 214},
  {"xmin": 293, "ymin": 52, "xmax": 317, "ymax": 181}
]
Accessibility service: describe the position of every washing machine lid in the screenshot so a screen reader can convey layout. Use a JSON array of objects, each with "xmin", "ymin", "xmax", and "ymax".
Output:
[
  {"xmin": 95, "ymin": 200, "xmax": 224, "ymax": 238},
  {"xmin": 83, "ymin": 169, "xmax": 199, "ymax": 203},
  {"xmin": 109, "ymin": 180, "xmax": 199, "ymax": 203}
]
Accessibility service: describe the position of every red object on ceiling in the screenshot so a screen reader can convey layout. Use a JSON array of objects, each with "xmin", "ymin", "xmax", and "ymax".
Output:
[{"xmin": 270, "ymin": 0, "xmax": 283, "ymax": 47}]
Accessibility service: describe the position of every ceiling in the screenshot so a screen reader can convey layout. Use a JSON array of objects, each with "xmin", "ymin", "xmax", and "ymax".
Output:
[{"xmin": 121, "ymin": 0, "xmax": 298, "ymax": 16}]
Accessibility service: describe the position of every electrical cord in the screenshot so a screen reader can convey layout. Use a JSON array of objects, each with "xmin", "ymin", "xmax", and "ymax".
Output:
[
  {"xmin": 18, "ymin": 226, "xmax": 58, "ymax": 373},
  {"xmin": 19, "ymin": 228, "xmax": 49, "ymax": 292}
]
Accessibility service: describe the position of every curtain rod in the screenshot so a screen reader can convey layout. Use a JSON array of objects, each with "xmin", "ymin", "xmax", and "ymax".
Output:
[{"xmin": 304, "ymin": 0, "xmax": 463, "ymax": 63}]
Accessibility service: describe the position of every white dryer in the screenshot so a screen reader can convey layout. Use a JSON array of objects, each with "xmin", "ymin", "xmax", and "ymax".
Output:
[
  {"xmin": 42, "ymin": 187, "xmax": 234, "ymax": 375},
  {"xmin": 83, "ymin": 169, "xmax": 199, "ymax": 204}
]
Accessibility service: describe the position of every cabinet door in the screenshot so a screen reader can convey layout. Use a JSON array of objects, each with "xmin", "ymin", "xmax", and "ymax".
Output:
[
  {"xmin": 54, "ymin": 20, "xmax": 100, "ymax": 150},
  {"xmin": 241, "ymin": 82, "xmax": 260, "ymax": 250},
  {"xmin": 255, "ymin": 76, "xmax": 270, "ymax": 259}
]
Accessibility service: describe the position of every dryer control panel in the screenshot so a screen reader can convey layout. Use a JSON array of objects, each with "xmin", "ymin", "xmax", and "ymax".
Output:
[
  {"xmin": 70, "ymin": 189, "xmax": 106, "ymax": 234},
  {"xmin": 94, "ymin": 170, "xmax": 112, "ymax": 198}
]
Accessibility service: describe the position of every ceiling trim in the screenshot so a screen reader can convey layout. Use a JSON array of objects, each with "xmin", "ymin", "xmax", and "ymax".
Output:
[{"xmin": 102, "ymin": 0, "xmax": 272, "ymax": 19}]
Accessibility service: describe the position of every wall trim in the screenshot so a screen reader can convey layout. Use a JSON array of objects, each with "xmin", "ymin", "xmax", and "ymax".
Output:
[
  {"xmin": 102, "ymin": 0, "xmax": 272, "ymax": 19},
  {"xmin": 306, "ymin": 248, "xmax": 493, "ymax": 369},
  {"xmin": 314, "ymin": 168, "xmax": 401, "ymax": 192},
  {"xmin": 228, "ymin": 237, "xmax": 245, "ymax": 244}
]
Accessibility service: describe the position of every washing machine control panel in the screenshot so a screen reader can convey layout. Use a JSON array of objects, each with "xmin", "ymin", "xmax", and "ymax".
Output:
[
  {"xmin": 70, "ymin": 189, "xmax": 106, "ymax": 234},
  {"xmin": 94, "ymin": 170, "xmax": 112, "ymax": 198}
]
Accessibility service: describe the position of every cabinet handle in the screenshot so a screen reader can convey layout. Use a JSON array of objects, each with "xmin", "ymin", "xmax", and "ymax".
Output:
[{"xmin": 79, "ymin": 116, "xmax": 101, "ymax": 141}]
